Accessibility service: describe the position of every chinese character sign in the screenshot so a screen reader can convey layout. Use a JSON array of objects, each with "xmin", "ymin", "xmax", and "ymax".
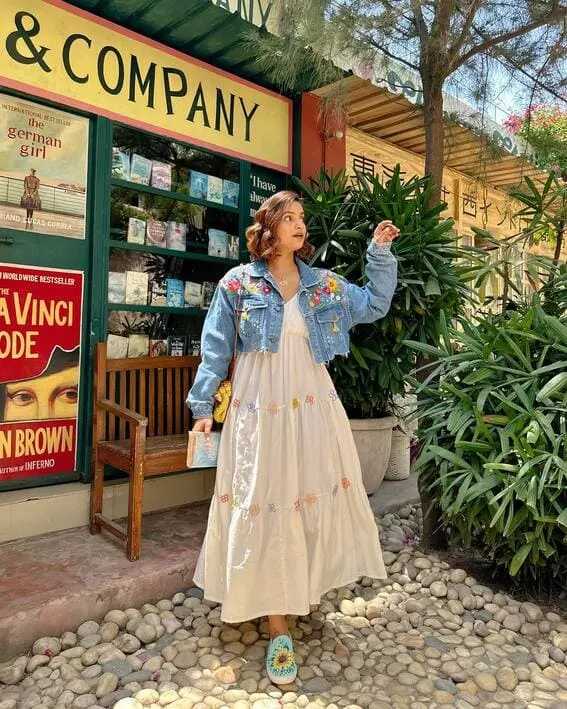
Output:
[{"xmin": 0, "ymin": 264, "xmax": 84, "ymax": 481}]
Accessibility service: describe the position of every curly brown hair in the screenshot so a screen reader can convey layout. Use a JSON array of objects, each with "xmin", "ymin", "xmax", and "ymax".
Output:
[{"xmin": 245, "ymin": 190, "xmax": 315, "ymax": 261}]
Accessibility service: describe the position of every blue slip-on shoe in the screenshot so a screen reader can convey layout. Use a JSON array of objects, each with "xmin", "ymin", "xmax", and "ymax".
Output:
[{"xmin": 266, "ymin": 634, "xmax": 297, "ymax": 685}]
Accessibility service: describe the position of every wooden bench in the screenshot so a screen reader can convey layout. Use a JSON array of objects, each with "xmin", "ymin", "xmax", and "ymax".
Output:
[{"xmin": 90, "ymin": 342, "xmax": 201, "ymax": 560}]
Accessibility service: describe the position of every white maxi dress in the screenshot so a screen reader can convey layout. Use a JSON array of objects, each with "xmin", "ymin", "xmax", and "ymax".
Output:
[{"xmin": 193, "ymin": 293, "xmax": 387, "ymax": 623}]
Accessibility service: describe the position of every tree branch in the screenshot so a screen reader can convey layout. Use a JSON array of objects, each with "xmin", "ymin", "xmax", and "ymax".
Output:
[
  {"xmin": 448, "ymin": 0, "xmax": 482, "ymax": 66},
  {"xmin": 410, "ymin": 0, "xmax": 429, "ymax": 47},
  {"xmin": 452, "ymin": 6, "xmax": 567, "ymax": 70},
  {"xmin": 365, "ymin": 35, "xmax": 420, "ymax": 72}
]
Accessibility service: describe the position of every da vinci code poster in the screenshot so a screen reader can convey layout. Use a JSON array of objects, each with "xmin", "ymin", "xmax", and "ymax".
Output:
[{"xmin": 0, "ymin": 264, "xmax": 84, "ymax": 481}]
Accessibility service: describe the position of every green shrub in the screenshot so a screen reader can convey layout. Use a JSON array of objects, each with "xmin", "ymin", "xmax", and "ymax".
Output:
[
  {"xmin": 409, "ymin": 299, "xmax": 567, "ymax": 588},
  {"xmin": 295, "ymin": 167, "xmax": 468, "ymax": 418}
]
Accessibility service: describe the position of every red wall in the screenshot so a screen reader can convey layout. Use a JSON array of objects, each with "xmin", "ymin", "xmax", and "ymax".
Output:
[{"xmin": 300, "ymin": 93, "xmax": 346, "ymax": 183}]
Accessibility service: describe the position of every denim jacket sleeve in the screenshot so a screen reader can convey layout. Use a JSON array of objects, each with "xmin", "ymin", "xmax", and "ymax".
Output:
[
  {"xmin": 345, "ymin": 240, "xmax": 398, "ymax": 328},
  {"xmin": 186, "ymin": 277, "xmax": 236, "ymax": 419}
]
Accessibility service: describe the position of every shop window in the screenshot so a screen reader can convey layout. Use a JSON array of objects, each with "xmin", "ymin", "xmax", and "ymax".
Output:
[{"xmin": 105, "ymin": 125, "xmax": 242, "ymax": 358}]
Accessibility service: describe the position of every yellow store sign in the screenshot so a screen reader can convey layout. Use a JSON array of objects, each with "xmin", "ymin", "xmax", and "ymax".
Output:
[{"xmin": 0, "ymin": 0, "xmax": 292, "ymax": 172}]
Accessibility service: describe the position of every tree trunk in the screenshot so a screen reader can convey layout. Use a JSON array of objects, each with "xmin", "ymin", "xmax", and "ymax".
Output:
[
  {"xmin": 421, "ymin": 70, "xmax": 445, "ymax": 208},
  {"xmin": 553, "ymin": 221, "xmax": 564, "ymax": 266}
]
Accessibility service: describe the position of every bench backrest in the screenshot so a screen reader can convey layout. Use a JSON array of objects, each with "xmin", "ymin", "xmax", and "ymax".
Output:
[{"xmin": 94, "ymin": 342, "xmax": 201, "ymax": 441}]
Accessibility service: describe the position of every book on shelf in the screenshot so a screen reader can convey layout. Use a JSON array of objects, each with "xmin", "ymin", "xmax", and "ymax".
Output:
[
  {"xmin": 223, "ymin": 180, "xmax": 239, "ymax": 208},
  {"xmin": 150, "ymin": 161, "xmax": 172, "ymax": 191},
  {"xmin": 149, "ymin": 280, "xmax": 167, "ymax": 307},
  {"xmin": 201, "ymin": 281, "xmax": 216, "ymax": 309},
  {"xmin": 127, "ymin": 334, "xmax": 150, "ymax": 357},
  {"xmin": 166, "ymin": 278, "xmax": 185, "ymax": 307},
  {"xmin": 189, "ymin": 337, "xmax": 201, "ymax": 356},
  {"xmin": 149, "ymin": 338, "xmax": 169, "ymax": 357},
  {"xmin": 184, "ymin": 281, "xmax": 202, "ymax": 308},
  {"xmin": 189, "ymin": 171, "xmax": 208, "ymax": 200},
  {"xmin": 227, "ymin": 234, "xmax": 239, "ymax": 261},
  {"xmin": 207, "ymin": 176, "xmax": 223, "ymax": 204},
  {"xmin": 127, "ymin": 217, "xmax": 146, "ymax": 244},
  {"xmin": 168, "ymin": 335, "xmax": 187, "ymax": 356},
  {"xmin": 146, "ymin": 220, "xmax": 167, "ymax": 247},
  {"xmin": 166, "ymin": 221, "xmax": 187, "ymax": 251},
  {"xmin": 207, "ymin": 229, "xmax": 228, "ymax": 258},
  {"xmin": 112, "ymin": 148, "xmax": 130, "ymax": 181},
  {"xmin": 107, "ymin": 333, "xmax": 129, "ymax": 359},
  {"xmin": 129, "ymin": 154, "xmax": 152, "ymax": 185},
  {"xmin": 108, "ymin": 272, "xmax": 126, "ymax": 304},
  {"xmin": 124, "ymin": 271, "xmax": 149, "ymax": 305}
]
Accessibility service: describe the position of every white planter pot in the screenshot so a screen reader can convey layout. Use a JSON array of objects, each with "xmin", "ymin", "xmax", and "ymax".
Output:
[
  {"xmin": 385, "ymin": 429, "xmax": 411, "ymax": 481},
  {"xmin": 350, "ymin": 416, "xmax": 397, "ymax": 495}
]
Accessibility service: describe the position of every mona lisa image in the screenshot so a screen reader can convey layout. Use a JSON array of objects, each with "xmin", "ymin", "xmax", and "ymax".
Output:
[{"xmin": 0, "ymin": 347, "xmax": 80, "ymax": 423}]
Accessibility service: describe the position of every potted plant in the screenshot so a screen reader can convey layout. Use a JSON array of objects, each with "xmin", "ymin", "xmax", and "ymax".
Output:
[{"xmin": 295, "ymin": 167, "xmax": 467, "ymax": 494}]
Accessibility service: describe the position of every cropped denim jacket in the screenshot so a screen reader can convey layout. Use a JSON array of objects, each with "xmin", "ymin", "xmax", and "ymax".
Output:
[{"xmin": 187, "ymin": 240, "xmax": 398, "ymax": 418}]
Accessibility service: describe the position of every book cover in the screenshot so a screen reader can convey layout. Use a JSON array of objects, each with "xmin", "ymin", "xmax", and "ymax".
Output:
[
  {"xmin": 207, "ymin": 176, "xmax": 223, "ymax": 204},
  {"xmin": 166, "ymin": 221, "xmax": 187, "ymax": 251},
  {"xmin": 124, "ymin": 271, "xmax": 149, "ymax": 305},
  {"xmin": 127, "ymin": 217, "xmax": 146, "ymax": 244},
  {"xmin": 146, "ymin": 220, "xmax": 167, "ymax": 247},
  {"xmin": 107, "ymin": 333, "xmax": 129, "ymax": 359},
  {"xmin": 201, "ymin": 281, "xmax": 216, "ymax": 309},
  {"xmin": 129, "ymin": 154, "xmax": 152, "ymax": 185},
  {"xmin": 149, "ymin": 280, "xmax": 167, "ymax": 307},
  {"xmin": 112, "ymin": 148, "xmax": 130, "ymax": 181},
  {"xmin": 184, "ymin": 281, "xmax": 202, "ymax": 308},
  {"xmin": 223, "ymin": 180, "xmax": 239, "ymax": 208},
  {"xmin": 127, "ymin": 334, "xmax": 150, "ymax": 357},
  {"xmin": 150, "ymin": 161, "xmax": 172, "ymax": 191},
  {"xmin": 186, "ymin": 431, "xmax": 220, "ymax": 468},
  {"xmin": 208, "ymin": 229, "xmax": 228, "ymax": 258},
  {"xmin": 166, "ymin": 279, "xmax": 185, "ymax": 307},
  {"xmin": 149, "ymin": 339, "xmax": 169, "ymax": 357},
  {"xmin": 189, "ymin": 337, "xmax": 201, "ymax": 356},
  {"xmin": 108, "ymin": 272, "xmax": 126, "ymax": 304},
  {"xmin": 227, "ymin": 234, "xmax": 240, "ymax": 261},
  {"xmin": 168, "ymin": 335, "xmax": 187, "ymax": 356},
  {"xmin": 190, "ymin": 171, "xmax": 208, "ymax": 200}
]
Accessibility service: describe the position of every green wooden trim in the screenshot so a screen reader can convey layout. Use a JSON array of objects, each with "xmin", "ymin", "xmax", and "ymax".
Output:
[
  {"xmin": 109, "ymin": 240, "xmax": 239, "ymax": 265},
  {"xmin": 81, "ymin": 116, "xmax": 113, "ymax": 483},
  {"xmin": 107, "ymin": 304, "xmax": 207, "ymax": 316},
  {"xmin": 111, "ymin": 178, "xmax": 240, "ymax": 214}
]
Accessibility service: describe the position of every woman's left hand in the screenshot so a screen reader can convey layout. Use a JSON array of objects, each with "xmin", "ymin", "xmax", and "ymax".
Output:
[{"xmin": 374, "ymin": 220, "xmax": 400, "ymax": 244}]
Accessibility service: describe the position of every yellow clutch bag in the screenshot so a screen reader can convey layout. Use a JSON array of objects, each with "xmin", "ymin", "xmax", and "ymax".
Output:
[{"xmin": 213, "ymin": 380, "xmax": 232, "ymax": 424}]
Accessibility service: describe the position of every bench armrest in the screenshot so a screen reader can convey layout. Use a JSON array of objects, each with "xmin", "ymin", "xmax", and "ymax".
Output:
[{"xmin": 97, "ymin": 398, "xmax": 148, "ymax": 427}]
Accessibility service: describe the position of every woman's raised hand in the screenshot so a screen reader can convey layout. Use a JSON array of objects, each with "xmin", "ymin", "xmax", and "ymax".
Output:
[{"xmin": 373, "ymin": 220, "xmax": 400, "ymax": 244}]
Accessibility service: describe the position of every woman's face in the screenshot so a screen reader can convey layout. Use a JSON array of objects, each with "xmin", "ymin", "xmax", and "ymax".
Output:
[
  {"xmin": 275, "ymin": 201, "xmax": 306, "ymax": 255},
  {"xmin": 4, "ymin": 366, "xmax": 79, "ymax": 422}
]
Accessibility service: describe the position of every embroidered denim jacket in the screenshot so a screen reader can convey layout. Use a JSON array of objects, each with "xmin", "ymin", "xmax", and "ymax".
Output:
[{"xmin": 187, "ymin": 240, "xmax": 397, "ymax": 418}]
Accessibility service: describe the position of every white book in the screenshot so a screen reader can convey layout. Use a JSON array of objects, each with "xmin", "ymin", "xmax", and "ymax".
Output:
[
  {"xmin": 184, "ymin": 281, "xmax": 202, "ymax": 307},
  {"xmin": 108, "ymin": 272, "xmax": 126, "ymax": 304},
  {"xmin": 124, "ymin": 271, "xmax": 149, "ymax": 305},
  {"xmin": 107, "ymin": 334, "xmax": 129, "ymax": 359},
  {"xmin": 207, "ymin": 176, "xmax": 223, "ymax": 203},
  {"xmin": 127, "ymin": 217, "xmax": 146, "ymax": 244}
]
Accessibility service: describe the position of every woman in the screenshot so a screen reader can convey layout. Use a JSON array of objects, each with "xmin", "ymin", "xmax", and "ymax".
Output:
[
  {"xmin": 21, "ymin": 168, "xmax": 42, "ymax": 229},
  {"xmin": 187, "ymin": 191, "xmax": 399, "ymax": 686}
]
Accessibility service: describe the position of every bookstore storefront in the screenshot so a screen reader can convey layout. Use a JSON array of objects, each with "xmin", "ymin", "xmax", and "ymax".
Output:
[{"xmin": 0, "ymin": 0, "xmax": 291, "ymax": 498}]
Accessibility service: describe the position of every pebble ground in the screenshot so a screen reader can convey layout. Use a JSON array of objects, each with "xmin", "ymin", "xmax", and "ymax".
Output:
[{"xmin": 2, "ymin": 505, "xmax": 567, "ymax": 709}]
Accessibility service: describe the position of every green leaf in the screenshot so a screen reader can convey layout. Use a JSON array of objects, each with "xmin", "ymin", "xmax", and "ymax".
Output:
[
  {"xmin": 425, "ymin": 276, "xmax": 441, "ymax": 296},
  {"xmin": 349, "ymin": 342, "xmax": 369, "ymax": 370},
  {"xmin": 510, "ymin": 543, "xmax": 533, "ymax": 576},
  {"xmin": 536, "ymin": 372, "xmax": 567, "ymax": 401}
]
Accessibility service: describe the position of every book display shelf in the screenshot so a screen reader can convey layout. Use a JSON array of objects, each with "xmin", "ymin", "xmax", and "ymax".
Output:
[{"xmin": 105, "ymin": 125, "xmax": 243, "ymax": 359}]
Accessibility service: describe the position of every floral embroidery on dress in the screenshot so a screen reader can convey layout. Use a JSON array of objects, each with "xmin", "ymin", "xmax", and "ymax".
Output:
[
  {"xmin": 268, "ymin": 503, "xmax": 277, "ymax": 513},
  {"xmin": 341, "ymin": 477, "xmax": 352, "ymax": 489},
  {"xmin": 305, "ymin": 394, "xmax": 315, "ymax": 405},
  {"xmin": 292, "ymin": 398, "xmax": 299, "ymax": 409},
  {"xmin": 220, "ymin": 494, "xmax": 231, "ymax": 503},
  {"xmin": 294, "ymin": 499, "xmax": 301, "ymax": 511},
  {"xmin": 268, "ymin": 402, "xmax": 279, "ymax": 415},
  {"xmin": 247, "ymin": 402, "xmax": 257, "ymax": 415},
  {"xmin": 329, "ymin": 389, "xmax": 338, "ymax": 401},
  {"xmin": 332, "ymin": 483, "xmax": 339, "ymax": 496},
  {"xmin": 305, "ymin": 493, "xmax": 318, "ymax": 504},
  {"xmin": 249, "ymin": 504, "xmax": 260, "ymax": 517},
  {"xmin": 232, "ymin": 399, "xmax": 241, "ymax": 408}
]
